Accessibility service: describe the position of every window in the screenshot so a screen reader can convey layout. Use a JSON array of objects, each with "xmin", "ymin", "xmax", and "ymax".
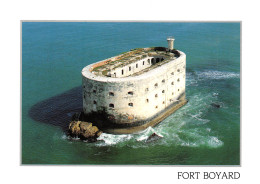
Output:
[
  {"xmin": 162, "ymin": 79, "xmax": 165, "ymax": 83},
  {"xmin": 93, "ymin": 100, "xmax": 97, "ymax": 104},
  {"xmin": 83, "ymin": 94, "xmax": 86, "ymax": 99},
  {"xmin": 155, "ymin": 94, "xmax": 158, "ymax": 97},
  {"xmin": 122, "ymin": 69, "xmax": 124, "ymax": 75},
  {"xmin": 171, "ymin": 72, "xmax": 174, "ymax": 75},
  {"xmin": 172, "ymin": 92, "xmax": 174, "ymax": 95},
  {"xmin": 109, "ymin": 92, "xmax": 114, "ymax": 96},
  {"xmin": 177, "ymin": 78, "xmax": 180, "ymax": 82},
  {"xmin": 143, "ymin": 61, "xmax": 145, "ymax": 65},
  {"xmin": 171, "ymin": 81, "xmax": 174, "ymax": 85},
  {"xmin": 93, "ymin": 90, "xmax": 96, "ymax": 93},
  {"xmin": 161, "ymin": 58, "xmax": 164, "ymax": 61},
  {"xmin": 178, "ymin": 89, "xmax": 180, "ymax": 91},
  {"xmin": 129, "ymin": 66, "xmax": 131, "ymax": 71},
  {"xmin": 136, "ymin": 64, "xmax": 138, "ymax": 68},
  {"xmin": 155, "ymin": 105, "xmax": 158, "ymax": 109},
  {"xmin": 156, "ymin": 58, "xmax": 160, "ymax": 63},
  {"xmin": 128, "ymin": 103, "xmax": 133, "ymax": 107},
  {"xmin": 162, "ymin": 101, "xmax": 165, "ymax": 104},
  {"xmin": 177, "ymin": 69, "xmax": 180, "ymax": 72},
  {"xmin": 154, "ymin": 83, "xmax": 158, "ymax": 87},
  {"xmin": 109, "ymin": 104, "xmax": 114, "ymax": 108},
  {"xmin": 146, "ymin": 99, "xmax": 149, "ymax": 103},
  {"xmin": 162, "ymin": 90, "xmax": 165, "ymax": 93},
  {"xmin": 145, "ymin": 88, "xmax": 149, "ymax": 92},
  {"xmin": 148, "ymin": 59, "xmax": 150, "ymax": 64},
  {"xmin": 128, "ymin": 91, "xmax": 133, "ymax": 95},
  {"xmin": 151, "ymin": 58, "xmax": 155, "ymax": 64}
]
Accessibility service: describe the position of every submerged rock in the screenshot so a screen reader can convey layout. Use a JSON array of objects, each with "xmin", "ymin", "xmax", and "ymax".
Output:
[
  {"xmin": 145, "ymin": 133, "xmax": 163, "ymax": 143},
  {"xmin": 68, "ymin": 121, "xmax": 102, "ymax": 142},
  {"xmin": 211, "ymin": 103, "xmax": 221, "ymax": 108}
]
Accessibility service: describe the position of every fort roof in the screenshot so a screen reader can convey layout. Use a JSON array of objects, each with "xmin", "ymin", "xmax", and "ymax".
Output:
[{"xmin": 90, "ymin": 47, "xmax": 181, "ymax": 77}]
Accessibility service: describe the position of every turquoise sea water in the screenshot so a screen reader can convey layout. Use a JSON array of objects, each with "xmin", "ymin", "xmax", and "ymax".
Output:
[{"xmin": 22, "ymin": 22, "xmax": 240, "ymax": 165}]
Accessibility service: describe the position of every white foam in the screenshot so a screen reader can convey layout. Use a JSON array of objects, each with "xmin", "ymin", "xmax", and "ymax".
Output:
[
  {"xmin": 96, "ymin": 133, "xmax": 133, "ymax": 146},
  {"xmin": 197, "ymin": 70, "xmax": 240, "ymax": 80}
]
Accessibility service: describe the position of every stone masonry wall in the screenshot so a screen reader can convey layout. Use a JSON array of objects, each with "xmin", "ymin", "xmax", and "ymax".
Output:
[{"xmin": 82, "ymin": 51, "xmax": 186, "ymax": 125}]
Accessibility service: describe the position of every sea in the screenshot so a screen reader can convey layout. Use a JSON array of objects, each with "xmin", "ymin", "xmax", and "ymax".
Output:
[{"xmin": 22, "ymin": 22, "xmax": 240, "ymax": 165}]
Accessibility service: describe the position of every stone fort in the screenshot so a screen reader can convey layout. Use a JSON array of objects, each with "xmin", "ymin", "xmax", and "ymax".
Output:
[{"xmin": 81, "ymin": 37, "xmax": 187, "ymax": 134}]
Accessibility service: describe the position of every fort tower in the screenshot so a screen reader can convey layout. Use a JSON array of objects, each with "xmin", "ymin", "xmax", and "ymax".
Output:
[{"xmin": 167, "ymin": 36, "xmax": 175, "ymax": 50}]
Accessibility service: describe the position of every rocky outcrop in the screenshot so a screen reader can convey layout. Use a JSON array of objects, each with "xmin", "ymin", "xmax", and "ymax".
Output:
[{"xmin": 68, "ymin": 121, "xmax": 102, "ymax": 142}]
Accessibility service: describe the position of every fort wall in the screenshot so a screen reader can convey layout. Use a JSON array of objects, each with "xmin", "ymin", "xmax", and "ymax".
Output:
[{"xmin": 81, "ymin": 50, "xmax": 186, "ymax": 128}]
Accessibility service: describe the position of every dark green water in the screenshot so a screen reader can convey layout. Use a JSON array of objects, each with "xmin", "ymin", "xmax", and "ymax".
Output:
[{"xmin": 22, "ymin": 22, "xmax": 240, "ymax": 165}]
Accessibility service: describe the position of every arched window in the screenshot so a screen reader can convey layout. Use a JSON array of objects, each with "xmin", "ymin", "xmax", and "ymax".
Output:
[
  {"xmin": 154, "ymin": 83, "xmax": 158, "ymax": 87},
  {"xmin": 171, "ymin": 72, "xmax": 174, "ymax": 75},
  {"xmin": 155, "ymin": 94, "xmax": 158, "ymax": 97},
  {"xmin": 136, "ymin": 64, "xmax": 138, "ymax": 68},
  {"xmin": 128, "ymin": 103, "xmax": 133, "ymax": 107},
  {"xmin": 129, "ymin": 66, "xmax": 131, "ymax": 71},
  {"xmin": 146, "ymin": 99, "xmax": 149, "ymax": 103},
  {"xmin": 151, "ymin": 58, "xmax": 155, "ymax": 64},
  {"xmin": 162, "ymin": 79, "xmax": 165, "ymax": 83},
  {"xmin": 162, "ymin": 90, "xmax": 165, "ymax": 93},
  {"xmin": 143, "ymin": 61, "xmax": 145, "ymax": 65},
  {"xmin": 109, "ymin": 92, "xmax": 114, "ymax": 96},
  {"xmin": 122, "ymin": 69, "xmax": 124, "ymax": 75},
  {"xmin": 128, "ymin": 91, "xmax": 134, "ymax": 95},
  {"xmin": 177, "ymin": 78, "xmax": 180, "ymax": 82},
  {"xmin": 171, "ymin": 81, "xmax": 174, "ymax": 85},
  {"xmin": 109, "ymin": 104, "xmax": 114, "ymax": 108}
]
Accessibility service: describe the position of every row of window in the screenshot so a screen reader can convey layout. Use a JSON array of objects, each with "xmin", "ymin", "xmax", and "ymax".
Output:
[
  {"xmin": 91, "ymin": 88, "xmax": 182, "ymax": 108},
  {"xmin": 108, "ymin": 98, "xmax": 176, "ymax": 109},
  {"xmin": 84, "ymin": 87, "xmax": 182, "ymax": 100},
  {"xmin": 119, "ymin": 57, "xmax": 164, "ymax": 76},
  {"xmin": 89, "ymin": 79, "xmax": 180, "ymax": 97}
]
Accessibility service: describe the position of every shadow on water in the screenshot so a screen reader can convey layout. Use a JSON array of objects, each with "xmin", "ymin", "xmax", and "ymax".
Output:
[{"xmin": 28, "ymin": 86, "xmax": 83, "ymax": 131}]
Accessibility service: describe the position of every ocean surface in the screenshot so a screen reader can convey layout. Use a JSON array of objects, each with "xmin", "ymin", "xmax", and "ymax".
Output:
[{"xmin": 22, "ymin": 22, "xmax": 240, "ymax": 165}]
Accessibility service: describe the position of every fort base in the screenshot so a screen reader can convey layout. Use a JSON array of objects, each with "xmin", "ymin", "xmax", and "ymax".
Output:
[{"xmin": 103, "ymin": 95, "xmax": 188, "ymax": 134}]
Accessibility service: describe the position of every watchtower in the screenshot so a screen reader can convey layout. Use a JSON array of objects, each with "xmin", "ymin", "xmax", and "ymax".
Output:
[{"xmin": 167, "ymin": 36, "xmax": 175, "ymax": 50}]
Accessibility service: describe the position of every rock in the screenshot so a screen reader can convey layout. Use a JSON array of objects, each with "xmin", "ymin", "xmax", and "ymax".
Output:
[
  {"xmin": 145, "ymin": 133, "xmax": 163, "ymax": 143},
  {"xmin": 68, "ymin": 121, "xmax": 102, "ymax": 142},
  {"xmin": 211, "ymin": 103, "xmax": 221, "ymax": 108}
]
